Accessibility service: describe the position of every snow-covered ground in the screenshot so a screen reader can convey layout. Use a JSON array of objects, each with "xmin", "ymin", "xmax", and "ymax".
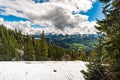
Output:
[{"xmin": 0, "ymin": 61, "xmax": 87, "ymax": 80}]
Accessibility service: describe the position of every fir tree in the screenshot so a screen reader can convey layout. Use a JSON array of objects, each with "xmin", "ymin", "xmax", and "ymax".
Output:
[
  {"xmin": 34, "ymin": 39, "xmax": 41, "ymax": 60},
  {"xmin": 23, "ymin": 34, "xmax": 35, "ymax": 60},
  {"xmin": 96, "ymin": 0, "xmax": 120, "ymax": 79},
  {"xmin": 81, "ymin": 37, "xmax": 111, "ymax": 80},
  {"xmin": 40, "ymin": 31, "xmax": 48, "ymax": 60},
  {"xmin": 0, "ymin": 26, "xmax": 10, "ymax": 60}
]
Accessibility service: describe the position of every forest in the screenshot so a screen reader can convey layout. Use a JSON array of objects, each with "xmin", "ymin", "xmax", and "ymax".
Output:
[{"xmin": 0, "ymin": 25, "xmax": 88, "ymax": 61}]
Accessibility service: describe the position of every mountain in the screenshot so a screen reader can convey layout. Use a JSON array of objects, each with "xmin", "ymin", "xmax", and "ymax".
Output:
[{"xmin": 32, "ymin": 34, "xmax": 99, "ymax": 51}]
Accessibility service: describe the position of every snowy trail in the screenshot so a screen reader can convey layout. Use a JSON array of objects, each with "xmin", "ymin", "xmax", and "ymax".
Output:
[{"xmin": 0, "ymin": 61, "xmax": 87, "ymax": 80}]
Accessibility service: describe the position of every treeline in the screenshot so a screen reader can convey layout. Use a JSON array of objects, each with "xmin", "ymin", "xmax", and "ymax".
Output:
[
  {"xmin": 82, "ymin": 0, "xmax": 120, "ymax": 80},
  {"xmin": 0, "ymin": 25, "xmax": 87, "ymax": 61}
]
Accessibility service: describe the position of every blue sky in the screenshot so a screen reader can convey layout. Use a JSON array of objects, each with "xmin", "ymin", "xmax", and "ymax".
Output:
[
  {"xmin": 0, "ymin": 0, "xmax": 104, "ymax": 34},
  {"xmin": 81, "ymin": 0, "xmax": 104, "ymax": 21},
  {"xmin": 0, "ymin": 15, "xmax": 28, "ymax": 22}
]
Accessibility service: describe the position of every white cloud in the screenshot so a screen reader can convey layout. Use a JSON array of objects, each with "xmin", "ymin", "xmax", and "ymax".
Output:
[
  {"xmin": 0, "ymin": 18, "xmax": 31, "ymax": 33},
  {"xmin": 0, "ymin": 0, "xmax": 97, "ymax": 34},
  {"xmin": 0, "ymin": 18, "xmax": 97, "ymax": 35},
  {"xmin": 0, "ymin": 18, "xmax": 4, "ymax": 23}
]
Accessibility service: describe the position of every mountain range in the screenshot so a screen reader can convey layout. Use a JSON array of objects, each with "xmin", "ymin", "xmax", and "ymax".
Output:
[{"xmin": 32, "ymin": 34, "xmax": 99, "ymax": 51}]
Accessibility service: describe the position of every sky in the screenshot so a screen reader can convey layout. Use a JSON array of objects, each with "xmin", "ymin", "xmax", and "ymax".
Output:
[{"xmin": 0, "ymin": 0, "xmax": 104, "ymax": 35}]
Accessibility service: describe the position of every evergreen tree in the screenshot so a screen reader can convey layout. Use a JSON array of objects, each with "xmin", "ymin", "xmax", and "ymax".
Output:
[
  {"xmin": 34, "ymin": 39, "xmax": 41, "ymax": 60},
  {"xmin": 40, "ymin": 31, "xmax": 48, "ymax": 60},
  {"xmin": 81, "ymin": 37, "xmax": 111, "ymax": 80},
  {"xmin": 23, "ymin": 34, "xmax": 35, "ymax": 60},
  {"xmin": 9, "ymin": 30, "xmax": 20, "ymax": 60},
  {"xmin": 96, "ymin": 0, "xmax": 120, "ymax": 79},
  {"xmin": 0, "ymin": 26, "xmax": 10, "ymax": 60}
]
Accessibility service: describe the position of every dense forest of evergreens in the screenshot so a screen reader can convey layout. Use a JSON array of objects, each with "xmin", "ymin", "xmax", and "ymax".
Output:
[{"xmin": 0, "ymin": 25, "xmax": 87, "ymax": 61}]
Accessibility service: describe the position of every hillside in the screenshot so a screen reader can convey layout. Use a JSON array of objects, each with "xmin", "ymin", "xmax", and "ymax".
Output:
[{"xmin": 32, "ymin": 34, "xmax": 99, "ymax": 51}]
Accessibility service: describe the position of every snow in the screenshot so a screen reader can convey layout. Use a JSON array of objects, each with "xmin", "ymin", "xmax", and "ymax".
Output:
[{"xmin": 0, "ymin": 61, "xmax": 87, "ymax": 80}]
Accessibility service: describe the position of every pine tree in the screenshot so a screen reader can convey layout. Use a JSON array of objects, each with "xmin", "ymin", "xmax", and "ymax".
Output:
[
  {"xmin": 0, "ymin": 26, "xmax": 10, "ymax": 60},
  {"xmin": 96, "ymin": 0, "xmax": 120, "ymax": 79},
  {"xmin": 34, "ymin": 39, "xmax": 41, "ymax": 60},
  {"xmin": 40, "ymin": 31, "xmax": 48, "ymax": 60},
  {"xmin": 23, "ymin": 34, "xmax": 35, "ymax": 60},
  {"xmin": 81, "ymin": 37, "xmax": 111, "ymax": 80}
]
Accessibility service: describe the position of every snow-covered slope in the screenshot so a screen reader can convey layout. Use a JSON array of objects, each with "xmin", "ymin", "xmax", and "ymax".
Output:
[{"xmin": 0, "ymin": 61, "xmax": 87, "ymax": 80}]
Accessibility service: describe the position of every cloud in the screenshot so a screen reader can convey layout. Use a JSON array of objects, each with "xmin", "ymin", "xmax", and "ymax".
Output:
[
  {"xmin": 0, "ymin": 18, "xmax": 4, "ymax": 22},
  {"xmin": 0, "ymin": 18, "xmax": 97, "ymax": 35},
  {"xmin": 0, "ymin": 0, "xmax": 97, "ymax": 34},
  {"xmin": 0, "ymin": 18, "xmax": 31, "ymax": 33}
]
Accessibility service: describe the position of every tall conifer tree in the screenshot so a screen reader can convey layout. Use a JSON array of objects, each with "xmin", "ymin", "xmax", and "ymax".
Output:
[
  {"xmin": 81, "ymin": 37, "xmax": 111, "ymax": 80},
  {"xmin": 40, "ymin": 31, "xmax": 48, "ymax": 60},
  {"xmin": 96, "ymin": 0, "xmax": 120, "ymax": 79}
]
